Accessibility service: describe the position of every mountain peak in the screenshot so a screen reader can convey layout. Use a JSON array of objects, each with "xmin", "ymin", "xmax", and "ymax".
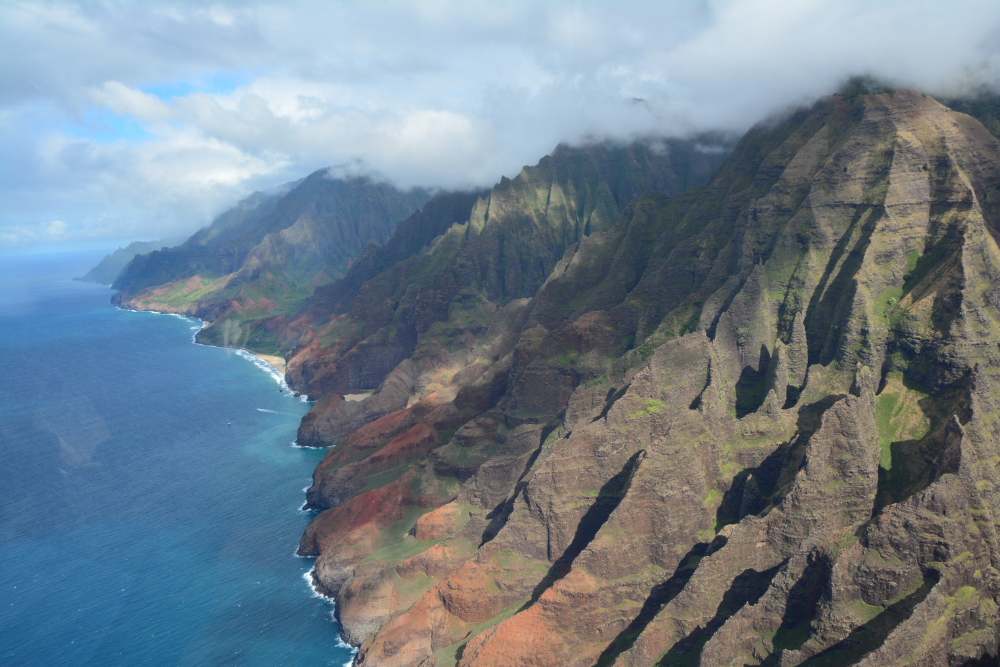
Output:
[
  {"xmin": 101, "ymin": 93, "xmax": 1000, "ymax": 666},
  {"xmin": 290, "ymin": 93, "xmax": 1000, "ymax": 667}
]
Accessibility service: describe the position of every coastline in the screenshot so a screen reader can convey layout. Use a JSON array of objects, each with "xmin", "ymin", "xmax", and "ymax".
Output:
[
  {"xmin": 252, "ymin": 352, "xmax": 287, "ymax": 375},
  {"xmin": 116, "ymin": 303, "xmax": 299, "ymax": 397},
  {"xmin": 115, "ymin": 302, "xmax": 287, "ymax": 376},
  {"xmin": 6, "ymin": 269, "xmax": 349, "ymax": 665}
]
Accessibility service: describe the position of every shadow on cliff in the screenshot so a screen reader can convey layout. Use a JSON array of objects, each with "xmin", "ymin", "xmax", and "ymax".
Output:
[
  {"xmin": 479, "ymin": 412, "xmax": 566, "ymax": 548},
  {"xmin": 655, "ymin": 562, "xmax": 784, "ymax": 666},
  {"xmin": 734, "ymin": 345, "xmax": 771, "ymax": 418},
  {"xmin": 804, "ymin": 202, "xmax": 883, "ymax": 366},
  {"xmin": 717, "ymin": 393, "xmax": 846, "ymax": 531},
  {"xmin": 519, "ymin": 449, "xmax": 645, "ymax": 612},
  {"xmin": 593, "ymin": 535, "xmax": 729, "ymax": 667},
  {"xmin": 872, "ymin": 373, "xmax": 971, "ymax": 518},
  {"xmin": 756, "ymin": 553, "xmax": 832, "ymax": 665},
  {"xmin": 791, "ymin": 573, "xmax": 937, "ymax": 667}
]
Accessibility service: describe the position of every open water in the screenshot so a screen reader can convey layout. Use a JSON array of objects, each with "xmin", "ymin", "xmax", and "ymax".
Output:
[{"xmin": 0, "ymin": 251, "xmax": 355, "ymax": 666}]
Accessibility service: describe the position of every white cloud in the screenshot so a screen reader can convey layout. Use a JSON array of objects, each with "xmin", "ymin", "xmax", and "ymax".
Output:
[
  {"xmin": 91, "ymin": 82, "xmax": 172, "ymax": 121},
  {"xmin": 1, "ymin": 0, "xmax": 998, "ymax": 248}
]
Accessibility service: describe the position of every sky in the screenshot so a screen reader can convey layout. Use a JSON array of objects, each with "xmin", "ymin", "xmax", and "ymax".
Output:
[{"xmin": 1, "ymin": 0, "xmax": 999, "ymax": 251}]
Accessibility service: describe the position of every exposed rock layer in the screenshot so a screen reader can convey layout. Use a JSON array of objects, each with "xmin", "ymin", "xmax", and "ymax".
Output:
[
  {"xmin": 112, "ymin": 89, "xmax": 1000, "ymax": 666},
  {"xmin": 291, "ymin": 92, "xmax": 1000, "ymax": 667},
  {"xmin": 111, "ymin": 174, "xmax": 432, "ymax": 350}
]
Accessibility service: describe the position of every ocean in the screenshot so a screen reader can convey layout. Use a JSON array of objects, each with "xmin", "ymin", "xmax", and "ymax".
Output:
[{"xmin": 0, "ymin": 251, "xmax": 355, "ymax": 666}]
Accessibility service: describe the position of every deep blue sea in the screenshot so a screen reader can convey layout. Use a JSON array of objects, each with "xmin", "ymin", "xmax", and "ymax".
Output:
[{"xmin": 0, "ymin": 251, "xmax": 354, "ymax": 666}]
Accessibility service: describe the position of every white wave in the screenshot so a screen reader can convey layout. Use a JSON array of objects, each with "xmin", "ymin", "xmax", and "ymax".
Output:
[
  {"xmin": 256, "ymin": 408, "xmax": 299, "ymax": 415},
  {"xmin": 292, "ymin": 441, "xmax": 327, "ymax": 450},
  {"xmin": 302, "ymin": 568, "xmax": 332, "ymax": 600},
  {"xmin": 185, "ymin": 317, "xmax": 207, "ymax": 341},
  {"xmin": 119, "ymin": 306, "xmax": 206, "ymax": 341},
  {"xmin": 299, "ymin": 482, "xmax": 316, "ymax": 513},
  {"xmin": 302, "ymin": 570, "xmax": 360, "ymax": 662},
  {"xmin": 337, "ymin": 639, "xmax": 359, "ymax": 665},
  {"xmin": 234, "ymin": 349, "xmax": 290, "ymax": 390},
  {"xmin": 340, "ymin": 647, "xmax": 359, "ymax": 665}
]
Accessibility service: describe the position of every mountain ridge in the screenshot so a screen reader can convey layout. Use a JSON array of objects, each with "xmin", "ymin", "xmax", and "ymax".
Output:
[
  {"xmin": 110, "ymin": 172, "xmax": 433, "ymax": 351},
  {"xmin": 287, "ymin": 90, "xmax": 999, "ymax": 667},
  {"xmin": 103, "ymin": 87, "xmax": 1000, "ymax": 666},
  {"xmin": 74, "ymin": 236, "xmax": 187, "ymax": 284}
]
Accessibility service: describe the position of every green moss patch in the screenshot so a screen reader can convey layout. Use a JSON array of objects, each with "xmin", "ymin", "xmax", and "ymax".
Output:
[{"xmin": 875, "ymin": 372, "xmax": 931, "ymax": 470}]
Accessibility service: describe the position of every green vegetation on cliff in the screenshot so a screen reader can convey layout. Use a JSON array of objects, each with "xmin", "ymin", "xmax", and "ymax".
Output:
[
  {"xmin": 76, "ymin": 237, "xmax": 187, "ymax": 284},
  {"xmin": 111, "ymin": 172, "xmax": 432, "ymax": 354},
  {"xmin": 109, "ymin": 86, "xmax": 1000, "ymax": 667},
  {"xmin": 286, "ymin": 90, "xmax": 999, "ymax": 667}
]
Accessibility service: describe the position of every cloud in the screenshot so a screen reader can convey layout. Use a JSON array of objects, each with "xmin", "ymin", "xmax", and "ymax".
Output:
[{"xmin": 1, "ymin": 0, "xmax": 998, "ymax": 248}]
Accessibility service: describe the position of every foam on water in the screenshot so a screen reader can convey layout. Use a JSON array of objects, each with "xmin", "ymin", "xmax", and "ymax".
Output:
[
  {"xmin": 301, "ymin": 570, "xmax": 359, "ymax": 664},
  {"xmin": 234, "ymin": 349, "xmax": 288, "ymax": 388},
  {"xmin": 1, "ymin": 267, "xmax": 352, "ymax": 666},
  {"xmin": 256, "ymin": 407, "xmax": 301, "ymax": 416},
  {"xmin": 115, "ymin": 306, "xmax": 206, "ymax": 342},
  {"xmin": 302, "ymin": 568, "xmax": 330, "ymax": 601}
]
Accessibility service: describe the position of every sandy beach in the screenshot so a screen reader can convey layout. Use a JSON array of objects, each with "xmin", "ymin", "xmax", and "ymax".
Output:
[{"xmin": 254, "ymin": 353, "xmax": 287, "ymax": 375}]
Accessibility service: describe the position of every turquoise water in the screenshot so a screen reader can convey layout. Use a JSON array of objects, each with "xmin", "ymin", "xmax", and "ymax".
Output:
[{"xmin": 0, "ymin": 252, "xmax": 354, "ymax": 666}]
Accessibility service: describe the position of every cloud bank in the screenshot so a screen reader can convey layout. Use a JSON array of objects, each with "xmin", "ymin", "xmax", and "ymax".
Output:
[{"xmin": 2, "ymin": 0, "xmax": 998, "ymax": 248}]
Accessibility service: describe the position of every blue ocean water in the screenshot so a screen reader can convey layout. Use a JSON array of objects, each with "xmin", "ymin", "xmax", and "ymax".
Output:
[{"xmin": 0, "ymin": 252, "xmax": 354, "ymax": 666}]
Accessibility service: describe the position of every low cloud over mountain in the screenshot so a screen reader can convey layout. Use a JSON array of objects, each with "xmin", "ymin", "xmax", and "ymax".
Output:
[{"xmin": 2, "ymin": 0, "xmax": 998, "ymax": 247}]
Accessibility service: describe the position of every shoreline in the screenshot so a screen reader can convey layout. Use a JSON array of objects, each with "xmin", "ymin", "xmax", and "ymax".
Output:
[
  {"xmin": 117, "ymin": 303, "xmax": 299, "ymax": 395},
  {"xmin": 115, "ymin": 303, "xmax": 287, "ymax": 376},
  {"xmin": 251, "ymin": 352, "xmax": 287, "ymax": 375},
  {"xmin": 21, "ymin": 274, "xmax": 350, "ymax": 664}
]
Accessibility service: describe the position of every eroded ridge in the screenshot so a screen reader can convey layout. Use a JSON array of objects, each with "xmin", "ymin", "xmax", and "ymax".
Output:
[{"xmin": 282, "ymin": 91, "xmax": 998, "ymax": 666}]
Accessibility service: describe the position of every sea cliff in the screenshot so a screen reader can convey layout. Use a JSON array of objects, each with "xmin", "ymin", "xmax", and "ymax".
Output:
[
  {"xmin": 285, "ymin": 91, "xmax": 1000, "ymax": 667},
  {"xmin": 110, "ymin": 89, "xmax": 1000, "ymax": 666}
]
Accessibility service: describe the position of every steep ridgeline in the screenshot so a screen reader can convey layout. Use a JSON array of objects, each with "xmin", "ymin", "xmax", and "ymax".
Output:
[
  {"xmin": 291, "ymin": 91, "xmax": 1000, "ymax": 667},
  {"xmin": 75, "ymin": 237, "xmax": 187, "ymax": 284},
  {"xmin": 112, "ymin": 188, "xmax": 287, "ymax": 299},
  {"xmin": 111, "ymin": 173, "xmax": 431, "ymax": 353},
  {"xmin": 278, "ymin": 139, "xmax": 731, "ymax": 440}
]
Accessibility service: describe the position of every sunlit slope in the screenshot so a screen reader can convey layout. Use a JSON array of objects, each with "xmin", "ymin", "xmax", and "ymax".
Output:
[
  {"xmin": 290, "ymin": 91, "xmax": 999, "ymax": 667},
  {"xmin": 112, "ymin": 173, "xmax": 431, "ymax": 353},
  {"xmin": 278, "ymin": 138, "xmax": 732, "ymax": 406}
]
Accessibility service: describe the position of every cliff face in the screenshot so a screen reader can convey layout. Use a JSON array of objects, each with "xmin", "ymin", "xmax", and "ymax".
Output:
[
  {"xmin": 293, "ymin": 91, "xmax": 1000, "ymax": 666},
  {"xmin": 75, "ymin": 237, "xmax": 187, "ymax": 284},
  {"xmin": 278, "ymin": 138, "xmax": 732, "ymax": 441},
  {"xmin": 110, "ymin": 173, "xmax": 431, "ymax": 352}
]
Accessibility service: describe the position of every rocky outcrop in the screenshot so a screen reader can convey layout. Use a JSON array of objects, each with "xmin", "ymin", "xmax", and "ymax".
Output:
[
  {"xmin": 279, "ymin": 139, "xmax": 733, "ymax": 401},
  {"xmin": 282, "ymin": 90, "xmax": 1000, "ymax": 667},
  {"xmin": 111, "ymin": 174, "xmax": 431, "ymax": 352}
]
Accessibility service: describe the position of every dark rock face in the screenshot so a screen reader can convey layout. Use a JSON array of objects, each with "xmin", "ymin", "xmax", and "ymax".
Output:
[
  {"xmin": 282, "ymin": 91, "xmax": 1000, "ymax": 667},
  {"xmin": 110, "ymin": 174, "xmax": 431, "ymax": 349},
  {"xmin": 75, "ymin": 237, "xmax": 187, "ymax": 284},
  {"xmin": 281, "ymin": 139, "xmax": 732, "ymax": 400}
]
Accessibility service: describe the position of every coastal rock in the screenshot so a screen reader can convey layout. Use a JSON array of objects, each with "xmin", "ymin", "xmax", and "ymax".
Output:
[
  {"xmin": 318, "ymin": 91, "xmax": 1000, "ymax": 667},
  {"xmin": 121, "ymin": 88, "xmax": 1000, "ymax": 666}
]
